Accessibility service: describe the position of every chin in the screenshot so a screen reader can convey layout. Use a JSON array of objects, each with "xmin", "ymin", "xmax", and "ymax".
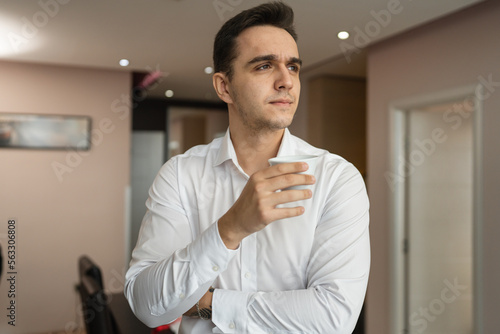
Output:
[{"xmin": 269, "ymin": 118, "xmax": 293, "ymax": 130}]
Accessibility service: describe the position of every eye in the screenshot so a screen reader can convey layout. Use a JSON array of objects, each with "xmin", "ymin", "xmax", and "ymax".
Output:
[
  {"xmin": 288, "ymin": 64, "xmax": 300, "ymax": 72},
  {"xmin": 256, "ymin": 64, "xmax": 271, "ymax": 70}
]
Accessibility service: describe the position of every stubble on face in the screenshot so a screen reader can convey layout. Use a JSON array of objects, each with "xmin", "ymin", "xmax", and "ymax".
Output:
[{"xmin": 231, "ymin": 88, "xmax": 296, "ymax": 135}]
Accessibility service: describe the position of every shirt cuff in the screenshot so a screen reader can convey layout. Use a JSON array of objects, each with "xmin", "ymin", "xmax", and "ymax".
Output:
[
  {"xmin": 189, "ymin": 221, "xmax": 238, "ymax": 283},
  {"xmin": 212, "ymin": 289, "xmax": 250, "ymax": 333}
]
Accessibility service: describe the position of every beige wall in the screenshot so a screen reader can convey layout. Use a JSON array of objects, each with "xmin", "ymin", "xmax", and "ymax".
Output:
[
  {"xmin": 0, "ymin": 61, "xmax": 131, "ymax": 333},
  {"xmin": 366, "ymin": 1, "xmax": 500, "ymax": 333}
]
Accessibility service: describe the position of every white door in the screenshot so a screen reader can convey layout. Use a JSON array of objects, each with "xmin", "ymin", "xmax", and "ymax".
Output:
[{"xmin": 404, "ymin": 100, "xmax": 474, "ymax": 334}]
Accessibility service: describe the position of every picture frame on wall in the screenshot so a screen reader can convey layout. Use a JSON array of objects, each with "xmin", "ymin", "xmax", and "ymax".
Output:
[{"xmin": 0, "ymin": 113, "xmax": 91, "ymax": 150}]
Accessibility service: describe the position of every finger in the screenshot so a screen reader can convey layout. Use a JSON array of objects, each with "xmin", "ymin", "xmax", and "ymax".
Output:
[
  {"xmin": 267, "ymin": 205, "xmax": 306, "ymax": 221},
  {"xmin": 269, "ymin": 173, "xmax": 316, "ymax": 192},
  {"xmin": 268, "ymin": 188, "xmax": 313, "ymax": 207},
  {"xmin": 261, "ymin": 162, "xmax": 309, "ymax": 179}
]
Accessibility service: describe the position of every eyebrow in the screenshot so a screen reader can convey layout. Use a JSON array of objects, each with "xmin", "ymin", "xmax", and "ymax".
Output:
[{"xmin": 247, "ymin": 54, "xmax": 303, "ymax": 67}]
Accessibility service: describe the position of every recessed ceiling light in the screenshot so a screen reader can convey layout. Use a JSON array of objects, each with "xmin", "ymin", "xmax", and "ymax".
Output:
[
  {"xmin": 337, "ymin": 31, "xmax": 349, "ymax": 40},
  {"xmin": 165, "ymin": 90, "xmax": 174, "ymax": 98},
  {"xmin": 204, "ymin": 66, "xmax": 214, "ymax": 74},
  {"xmin": 119, "ymin": 59, "xmax": 129, "ymax": 66}
]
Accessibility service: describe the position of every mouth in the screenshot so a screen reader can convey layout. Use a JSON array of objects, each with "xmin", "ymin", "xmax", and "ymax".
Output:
[{"xmin": 269, "ymin": 99, "xmax": 293, "ymax": 107}]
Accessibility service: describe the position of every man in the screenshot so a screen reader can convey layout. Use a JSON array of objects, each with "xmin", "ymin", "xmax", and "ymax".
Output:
[{"xmin": 125, "ymin": 2, "xmax": 370, "ymax": 333}]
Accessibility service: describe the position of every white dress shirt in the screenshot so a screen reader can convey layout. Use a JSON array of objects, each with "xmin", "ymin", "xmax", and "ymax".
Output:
[{"xmin": 125, "ymin": 128, "xmax": 370, "ymax": 334}]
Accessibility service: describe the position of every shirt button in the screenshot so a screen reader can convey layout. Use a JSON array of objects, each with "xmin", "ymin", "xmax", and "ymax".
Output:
[
  {"xmin": 179, "ymin": 293, "xmax": 185, "ymax": 299},
  {"xmin": 229, "ymin": 322, "xmax": 235, "ymax": 329},
  {"xmin": 244, "ymin": 272, "xmax": 251, "ymax": 279},
  {"xmin": 212, "ymin": 265, "xmax": 219, "ymax": 272}
]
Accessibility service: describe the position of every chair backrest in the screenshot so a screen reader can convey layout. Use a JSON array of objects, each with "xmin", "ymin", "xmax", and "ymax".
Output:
[
  {"xmin": 79, "ymin": 255, "xmax": 104, "ymax": 289},
  {"xmin": 78, "ymin": 255, "xmax": 120, "ymax": 334}
]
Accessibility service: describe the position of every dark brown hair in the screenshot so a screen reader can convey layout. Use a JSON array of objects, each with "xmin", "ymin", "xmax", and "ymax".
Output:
[{"xmin": 213, "ymin": 1, "xmax": 297, "ymax": 80}]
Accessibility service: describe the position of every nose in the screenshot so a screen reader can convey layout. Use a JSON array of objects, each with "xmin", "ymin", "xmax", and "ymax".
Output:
[{"xmin": 274, "ymin": 65, "xmax": 294, "ymax": 91}]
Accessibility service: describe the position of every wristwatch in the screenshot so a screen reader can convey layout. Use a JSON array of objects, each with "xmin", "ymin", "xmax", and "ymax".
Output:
[{"xmin": 196, "ymin": 286, "xmax": 215, "ymax": 320}]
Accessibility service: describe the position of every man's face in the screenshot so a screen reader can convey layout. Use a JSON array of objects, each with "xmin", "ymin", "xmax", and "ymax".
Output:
[{"xmin": 225, "ymin": 25, "xmax": 301, "ymax": 133}]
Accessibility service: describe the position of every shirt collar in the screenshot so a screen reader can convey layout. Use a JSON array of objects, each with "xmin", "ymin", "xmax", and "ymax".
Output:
[
  {"xmin": 214, "ymin": 127, "xmax": 294, "ymax": 167},
  {"xmin": 275, "ymin": 128, "xmax": 295, "ymax": 157},
  {"xmin": 214, "ymin": 128, "xmax": 236, "ymax": 167}
]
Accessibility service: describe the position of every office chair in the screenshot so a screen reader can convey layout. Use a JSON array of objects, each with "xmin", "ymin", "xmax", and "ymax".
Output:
[
  {"xmin": 79, "ymin": 256, "xmax": 103, "ymax": 287},
  {"xmin": 78, "ymin": 255, "xmax": 120, "ymax": 334},
  {"xmin": 78, "ymin": 255, "xmax": 177, "ymax": 334}
]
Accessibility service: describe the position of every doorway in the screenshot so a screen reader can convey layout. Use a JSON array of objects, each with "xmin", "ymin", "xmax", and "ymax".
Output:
[{"xmin": 389, "ymin": 85, "xmax": 483, "ymax": 334}]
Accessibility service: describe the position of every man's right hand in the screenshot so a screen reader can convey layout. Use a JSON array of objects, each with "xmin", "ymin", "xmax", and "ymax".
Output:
[{"xmin": 217, "ymin": 162, "xmax": 315, "ymax": 249}]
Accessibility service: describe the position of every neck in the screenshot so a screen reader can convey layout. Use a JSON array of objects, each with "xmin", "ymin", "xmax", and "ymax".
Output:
[{"xmin": 229, "ymin": 125, "xmax": 285, "ymax": 176}]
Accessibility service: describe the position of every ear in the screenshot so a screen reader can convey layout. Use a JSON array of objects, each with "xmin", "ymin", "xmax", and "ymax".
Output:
[{"xmin": 212, "ymin": 73, "xmax": 233, "ymax": 104}]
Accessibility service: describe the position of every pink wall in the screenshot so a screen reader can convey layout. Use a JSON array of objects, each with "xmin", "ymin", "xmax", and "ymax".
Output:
[
  {"xmin": 0, "ymin": 61, "xmax": 131, "ymax": 332},
  {"xmin": 366, "ymin": 1, "xmax": 500, "ymax": 333}
]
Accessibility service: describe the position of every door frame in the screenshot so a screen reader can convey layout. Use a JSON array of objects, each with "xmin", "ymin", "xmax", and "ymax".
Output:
[{"xmin": 388, "ymin": 84, "xmax": 484, "ymax": 334}]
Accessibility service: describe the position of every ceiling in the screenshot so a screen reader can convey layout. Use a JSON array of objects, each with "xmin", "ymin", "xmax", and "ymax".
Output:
[{"xmin": 0, "ymin": 0, "xmax": 484, "ymax": 101}]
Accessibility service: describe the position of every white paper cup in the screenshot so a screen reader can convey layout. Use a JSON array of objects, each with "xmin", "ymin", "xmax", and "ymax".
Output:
[{"xmin": 268, "ymin": 155, "xmax": 318, "ymax": 190}]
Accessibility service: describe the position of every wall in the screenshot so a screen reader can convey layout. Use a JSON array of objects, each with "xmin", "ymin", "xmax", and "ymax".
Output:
[
  {"xmin": 307, "ymin": 76, "xmax": 366, "ymax": 175},
  {"xmin": 168, "ymin": 106, "xmax": 229, "ymax": 157},
  {"xmin": 130, "ymin": 131, "xmax": 165, "ymax": 264},
  {"xmin": 0, "ymin": 61, "xmax": 131, "ymax": 333},
  {"xmin": 366, "ymin": 1, "xmax": 500, "ymax": 333}
]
